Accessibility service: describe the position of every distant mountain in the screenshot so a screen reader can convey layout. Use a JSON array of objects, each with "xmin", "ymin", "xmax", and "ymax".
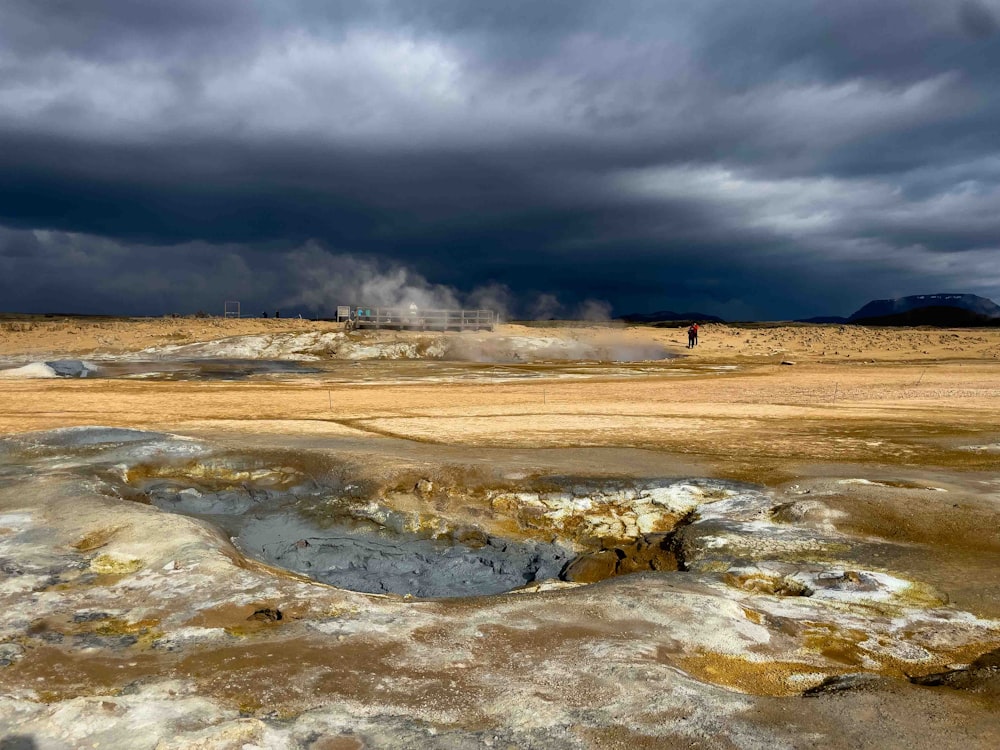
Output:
[
  {"xmin": 851, "ymin": 305, "xmax": 1000, "ymax": 328},
  {"xmin": 795, "ymin": 316, "xmax": 849, "ymax": 324},
  {"xmin": 849, "ymin": 293, "xmax": 1000, "ymax": 322},
  {"xmin": 620, "ymin": 310, "xmax": 725, "ymax": 324}
]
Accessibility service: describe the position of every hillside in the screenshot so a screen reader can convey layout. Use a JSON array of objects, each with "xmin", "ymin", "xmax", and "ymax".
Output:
[
  {"xmin": 619, "ymin": 310, "xmax": 725, "ymax": 324},
  {"xmin": 849, "ymin": 293, "xmax": 1000, "ymax": 322},
  {"xmin": 851, "ymin": 306, "xmax": 1000, "ymax": 327}
]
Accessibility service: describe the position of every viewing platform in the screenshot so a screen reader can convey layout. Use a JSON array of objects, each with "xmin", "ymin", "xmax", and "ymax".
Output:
[{"xmin": 339, "ymin": 306, "xmax": 496, "ymax": 332}]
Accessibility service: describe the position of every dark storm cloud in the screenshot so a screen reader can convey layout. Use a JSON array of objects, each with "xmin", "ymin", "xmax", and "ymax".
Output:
[
  {"xmin": 960, "ymin": 1, "xmax": 1000, "ymax": 37},
  {"xmin": 1, "ymin": 1, "xmax": 999, "ymax": 319}
]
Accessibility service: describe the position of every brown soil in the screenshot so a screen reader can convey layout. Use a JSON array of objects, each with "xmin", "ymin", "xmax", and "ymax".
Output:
[
  {"xmin": 0, "ymin": 316, "xmax": 335, "ymax": 357},
  {"xmin": 2, "ymin": 319, "xmax": 999, "ymax": 748}
]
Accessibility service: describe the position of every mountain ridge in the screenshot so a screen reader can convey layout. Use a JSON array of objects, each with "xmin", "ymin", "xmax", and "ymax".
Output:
[
  {"xmin": 849, "ymin": 293, "xmax": 1000, "ymax": 321},
  {"xmin": 619, "ymin": 310, "xmax": 725, "ymax": 324}
]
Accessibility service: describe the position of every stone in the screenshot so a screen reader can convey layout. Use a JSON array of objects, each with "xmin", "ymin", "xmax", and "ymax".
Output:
[
  {"xmin": 0, "ymin": 642, "xmax": 24, "ymax": 667},
  {"xmin": 560, "ymin": 550, "xmax": 618, "ymax": 583},
  {"xmin": 247, "ymin": 608, "xmax": 283, "ymax": 622}
]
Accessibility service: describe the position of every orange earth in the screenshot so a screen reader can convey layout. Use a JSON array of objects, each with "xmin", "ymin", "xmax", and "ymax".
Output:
[{"xmin": 0, "ymin": 317, "xmax": 998, "ymax": 749}]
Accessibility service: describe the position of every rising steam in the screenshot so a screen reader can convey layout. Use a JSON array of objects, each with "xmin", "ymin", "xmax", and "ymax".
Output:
[
  {"xmin": 283, "ymin": 243, "xmax": 614, "ymax": 323},
  {"xmin": 283, "ymin": 243, "xmax": 462, "ymax": 312}
]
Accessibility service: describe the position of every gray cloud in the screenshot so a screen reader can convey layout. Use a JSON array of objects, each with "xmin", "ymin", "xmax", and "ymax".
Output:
[
  {"xmin": 1, "ymin": 1, "xmax": 998, "ymax": 319},
  {"xmin": 960, "ymin": 1, "xmax": 1000, "ymax": 38}
]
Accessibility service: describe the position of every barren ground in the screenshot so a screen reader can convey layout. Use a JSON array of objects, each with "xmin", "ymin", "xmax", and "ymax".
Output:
[{"xmin": 0, "ymin": 318, "xmax": 998, "ymax": 749}]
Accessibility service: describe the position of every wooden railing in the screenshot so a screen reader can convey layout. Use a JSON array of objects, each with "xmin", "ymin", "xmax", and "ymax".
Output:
[{"xmin": 345, "ymin": 307, "xmax": 496, "ymax": 331}]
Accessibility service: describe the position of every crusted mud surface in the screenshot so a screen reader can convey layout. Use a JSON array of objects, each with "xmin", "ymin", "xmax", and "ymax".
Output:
[{"xmin": 0, "ymin": 321, "xmax": 999, "ymax": 748}]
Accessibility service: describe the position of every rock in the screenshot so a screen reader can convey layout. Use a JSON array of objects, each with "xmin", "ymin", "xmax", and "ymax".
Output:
[
  {"xmin": 803, "ymin": 673, "xmax": 887, "ymax": 696},
  {"xmin": 247, "ymin": 608, "xmax": 283, "ymax": 622},
  {"xmin": 415, "ymin": 478, "xmax": 434, "ymax": 496},
  {"xmin": 973, "ymin": 647, "xmax": 1000, "ymax": 670},
  {"xmin": 0, "ymin": 642, "xmax": 24, "ymax": 667},
  {"xmin": 780, "ymin": 360, "xmax": 795, "ymax": 366},
  {"xmin": 452, "ymin": 526, "xmax": 489, "ymax": 548},
  {"xmin": 612, "ymin": 534, "xmax": 678, "ymax": 575},
  {"xmin": 73, "ymin": 611, "xmax": 112, "ymax": 623},
  {"xmin": 559, "ymin": 534, "xmax": 678, "ymax": 583},
  {"xmin": 100, "ymin": 700, "xmax": 125, "ymax": 716},
  {"xmin": 724, "ymin": 569, "xmax": 813, "ymax": 597},
  {"xmin": 814, "ymin": 570, "xmax": 880, "ymax": 592},
  {"xmin": 560, "ymin": 550, "xmax": 619, "ymax": 583},
  {"xmin": 909, "ymin": 647, "xmax": 1000, "ymax": 690}
]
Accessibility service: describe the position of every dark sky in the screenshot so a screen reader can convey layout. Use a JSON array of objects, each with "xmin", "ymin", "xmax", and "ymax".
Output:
[{"xmin": 2, "ymin": 1, "xmax": 999, "ymax": 320}]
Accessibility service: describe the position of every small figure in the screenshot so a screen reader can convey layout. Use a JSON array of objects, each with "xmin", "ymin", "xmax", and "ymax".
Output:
[
  {"xmin": 687, "ymin": 324, "xmax": 696, "ymax": 349},
  {"xmin": 261, "ymin": 311, "xmax": 268, "ymax": 318},
  {"xmin": 275, "ymin": 310, "xmax": 280, "ymax": 319},
  {"xmin": 692, "ymin": 322, "xmax": 699, "ymax": 346}
]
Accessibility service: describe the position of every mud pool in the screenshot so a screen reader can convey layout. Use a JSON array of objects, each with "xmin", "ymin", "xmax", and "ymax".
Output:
[
  {"xmin": 103, "ymin": 436, "xmax": 694, "ymax": 597},
  {"xmin": 0, "ymin": 356, "xmax": 713, "ymax": 385},
  {"xmin": 0, "ymin": 358, "xmax": 323, "ymax": 380},
  {"xmin": 5, "ymin": 427, "xmax": 999, "ymax": 614},
  {"xmin": 2, "ymin": 426, "xmax": 999, "ymax": 748},
  {"xmin": 143, "ymin": 484, "xmax": 575, "ymax": 598}
]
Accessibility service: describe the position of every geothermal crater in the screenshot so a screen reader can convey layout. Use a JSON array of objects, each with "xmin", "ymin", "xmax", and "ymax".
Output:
[
  {"xmin": 145, "ymin": 482, "xmax": 577, "ymax": 598},
  {"xmin": 2, "ymin": 425, "xmax": 1000, "ymax": 747},
  {"xmin": 116, "ymin": 451, "xmax": 704, "ymax": 597}
]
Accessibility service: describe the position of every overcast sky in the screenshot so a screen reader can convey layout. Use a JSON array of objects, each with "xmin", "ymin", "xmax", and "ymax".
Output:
[{"xmin": 2, "ymin": 0, "xmax": 999, "ymax": 320}]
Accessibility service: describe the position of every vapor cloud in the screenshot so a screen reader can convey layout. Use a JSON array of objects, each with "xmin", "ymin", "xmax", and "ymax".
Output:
[{"xmin": 283, "ymin": 243, "xmax": 462, "ymax": 315}]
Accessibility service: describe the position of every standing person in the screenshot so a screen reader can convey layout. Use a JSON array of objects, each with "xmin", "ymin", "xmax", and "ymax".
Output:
[
  {"xmin": 687, "ymin": 324, "xmax": 696, "ymax": 349},
  {"xmin": 275, "ymin": 310, "xmax": 280, "ymax": 319},
  {"xmin": 692, "ymin": 322, "xmax": 699, "ymax": 346}
]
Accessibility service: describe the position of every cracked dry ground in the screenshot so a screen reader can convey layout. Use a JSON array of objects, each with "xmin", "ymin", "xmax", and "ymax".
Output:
[{"xmin": 1, "ymin": 353, "xmax": 999, "ymax": 748}]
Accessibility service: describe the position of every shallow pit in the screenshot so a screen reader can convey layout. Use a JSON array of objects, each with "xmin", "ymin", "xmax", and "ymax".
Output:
[
  {"xmin": 138, "ymin": 478, "xmax": 576, "ymax": 598},
  {"xmin": 108, "ymin": 450, "xmax": 720, "ymax": 598},
  {"xmin": 134, "ymin": 471, "xmax": 703, "ymax": 598},
  {"xmin": 14, "ymin": 428, "xmax": 960, "ymax": 609},
  {"xmin": 239, "ymin": 513, "xmax": 574, "ymax": 598}
]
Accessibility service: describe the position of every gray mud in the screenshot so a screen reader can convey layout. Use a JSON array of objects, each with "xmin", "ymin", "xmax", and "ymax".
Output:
[
  {"xmin": 2, "ymin": 356, "xmax": 721, "ymax": 385},
  {"xmin": 238, "ymin": 512, "xmax": 572, "ymax": 597},
  {"xmin": 0, "ymin": 358, "xmax": 323, "ymax": 380},
  {"xmin": 142, "ymin": 478, "xmax": 574, "ymax": 598},
  {"xmin": 7, "ymin": 427, "xmax": 986, "ymax": 610},
  {"xmin": 45, "ymin": 359, "xmax": 98, "ymax": 377},
  {"xmin": 106, "ymin": 358, "xmax": 323, "ymax": 380},
  {"xmin": 19, "ymin": 426, "xmax": 166, "ymax": 447}
]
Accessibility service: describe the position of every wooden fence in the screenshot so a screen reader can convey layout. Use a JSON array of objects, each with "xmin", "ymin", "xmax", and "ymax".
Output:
[{"xmin": 345, "ymin": 307, "xmax": 496, "ymax": 331}]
